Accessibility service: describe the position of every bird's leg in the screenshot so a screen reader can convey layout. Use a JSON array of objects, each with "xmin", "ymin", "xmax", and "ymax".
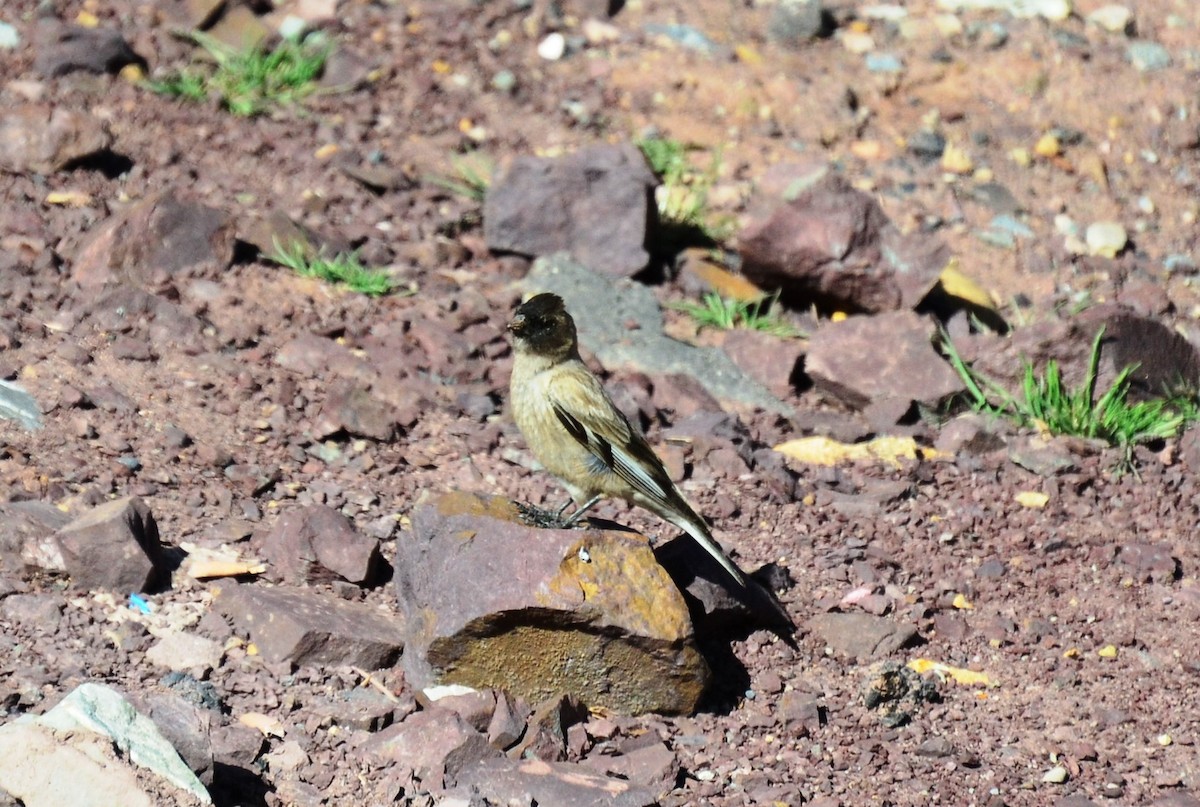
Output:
[{"xmin": 560, "ymin": 495, "xmax": 602, "ymax": 527}]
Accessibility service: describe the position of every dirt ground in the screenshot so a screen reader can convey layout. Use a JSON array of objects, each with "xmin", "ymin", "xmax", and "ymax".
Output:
[{"xmin": 3, "ymin": 0, "xmax": 1200, "ymax": 805}]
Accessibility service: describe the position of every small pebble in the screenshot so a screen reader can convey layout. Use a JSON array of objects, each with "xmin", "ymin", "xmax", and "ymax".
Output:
[
  {"xmin": 842, "ymin": 31, "xmax": 875, "ymax": 54},
  {"xmin": 0, "ymin": 21, "xmax": 19, "ymax": 49},
  {"xmin": 1128, "ymin": 41, "xmax": 1171, "ymax": 72},
  {"xmin": 1164, "ymin": 254, "xmax": 1198, "ymax": 274},
  {"xmin": 537, "ymin": 32, "xmax": 566, "ymax": 61},
  {"xmin": 491, "ymin": 69, "xmax": 516, "ymax": 93},
  {"xmin": 865, "ymin": 53, "xmax": 904, "ymax": 73},
  {"xmin": 1087, "ymin": 5, "xmax": 1133, "ymax": 34},
  {"xmin": 1043, "ymin": 765, "xmax": 1069, "ymax": 784},
  {"xmin": 1085, "ymin": 221, "xmax": 1128, "ymax": 258}
]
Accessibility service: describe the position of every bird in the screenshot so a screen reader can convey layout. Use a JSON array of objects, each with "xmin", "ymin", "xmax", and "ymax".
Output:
[{"xmin": 506, "ymin": 292, "xmax": 792, "ymax": 630}]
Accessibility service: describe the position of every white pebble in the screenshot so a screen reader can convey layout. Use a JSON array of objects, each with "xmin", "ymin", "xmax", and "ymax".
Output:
[
  {"xmin": 1087, "ymin": 5, "xmax": 1133, "ymax": 33},
  {"xmin": 1085, "ymin": 221, "xmax": 1128, "ymax": 258},
  {"xmin": 537, "ymin": 32, "xmax": 566, "ymax": 61},
  {"xmin": 1042, "ymin": 765, "xmax": 1069, "ymax": 784}
]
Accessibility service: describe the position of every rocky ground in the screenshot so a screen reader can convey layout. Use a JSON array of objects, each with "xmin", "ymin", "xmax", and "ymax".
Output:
[{"xmin": 3, "ymin": 0, "xmax": 1200, "ymax": 805}]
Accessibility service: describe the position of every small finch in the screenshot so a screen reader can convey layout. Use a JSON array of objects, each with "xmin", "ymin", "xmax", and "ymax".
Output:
[{"xmin": 507, "ymin": 292, "xmax": 791, "ymax": 629}]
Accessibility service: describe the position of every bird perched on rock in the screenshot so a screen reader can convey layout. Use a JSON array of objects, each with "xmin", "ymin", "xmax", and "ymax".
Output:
[{"xmin": 507, "ymin": 292, "xmax": 792, "ymax": 631}]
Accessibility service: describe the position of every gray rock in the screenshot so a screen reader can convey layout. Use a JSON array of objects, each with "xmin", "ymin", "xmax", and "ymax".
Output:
[
  {"xmin": 1128, "ymin": 40, "xmax": 1171, "ymax": 72},
  {"xmin": 0, "ymin": 380, "xmax": 42, "ymax": 431},
  {"xmin": 524, "ymin": 254, "xmax": 790, "ymax": 414},
  {"xmin": 137, "ymin": 692, "xmax": 215, "ymax": 786},
  {"xmin": 1, "ymin": 593, "xmax": 65, "ymax": 631},
  {"xmin": 212, "ymin": 582, "xmax": 405, "ymax": 669},
  {"xmin": 740, "ymin": 173, "xmax": 946, "ymax": 314},
  {"xmin": 145, "ymin": 631, "xmax": 224, "ymax": 674},
  {"xmin": 395, "ymin": 491, "xmax": 709, "ymax": 716},
  {"xmin": 484, "ymin": 143, "xmax": 657, "ymax": 278},
  {"xmin": 364, "ymin": 708, "xmax": 500, "ymax": 790},
  {"xmin": 259, "ymin": 504, "xmax": 382, "ymax": 586},
  {"xmin": 311, "ymin": 686, "xmax": 409, "ymax": 732},
  {"xmin": 450, "ymin": 756, "xmax": 657, "ymax": 807},
  {"xmin": 0, "ymin": 105, "xmax": 112, "ymax": 174},
  {"xmin": 804, "ymin": 311, "xmax": 964, "ymax": 411},
  {"xmin": 55, "ymin": 496, "xmax": 166, "ymax": 592},
  {"xmin": 768, "ymin": 0, "xmax": 825, "ymax": 46},
  {"xmin": 32, "ymin": 21, "xmax": 141, "ymax": 77},
  {"xmin": 807, "ymin": 612, "xmax": 920, "ymax": 660},
  {"xmin": 72, "ymin": 189, "xmax": 236, "ymax": 291}
]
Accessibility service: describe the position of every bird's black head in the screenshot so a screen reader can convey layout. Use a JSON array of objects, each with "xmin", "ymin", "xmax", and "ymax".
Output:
[{"xmin": 507, "ymin": 292, "xmax": 577, "ymax": 358}]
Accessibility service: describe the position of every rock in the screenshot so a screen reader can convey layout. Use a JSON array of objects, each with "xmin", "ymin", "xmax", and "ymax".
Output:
[
  {"xmin": 450, "ymin": 757, "xmax": 657, "ymax": 807},
  {"xmin": 1086, "ymin": 5, "xmax": 1132, "ymax": 33},
  {"xmin": 0, "ymin": 379, "xmax": 43, "ymax": 431},
  {"xmin": 861, "ymin": 661, "xmax": 939, "ymax": 728},
  {"xmin": 365, "ymin": 708, "xmax": 500, "ymax": 790},
  {"xmin": 0, "ymin": 105, "xmax": 112, "ymax": 174},
  {"xmin": 395, "ymin": 491, "xmax": 710, "ymax": 716},
  {"xmin": 654, "ymin": 535, "xmax": 778, "ymax": 633},
  {"xmin": 509, "ymin": 694, "xmax": 587, "ymax": 762},
  {"xmin": 804, "ymin": 311, "xmax": 964, "ymax": 411},
  {"xmin": 523, "ymin": 255, "xmax": 790, "ymax": 414},
  {"xmin": 425, "ymin": 687, "xmax": 499, "ymax": 734},
  {"xmin": 312, "ymin": 379, "xmax": 402, "ymax": 442},
  {"xmin": 136, "ymin": 692, "xmax": 215, "ymax": 786},
  {"xmin": 768, "ymin": 0, "xmax": 826, "ymax": 46},
  {"xmin": 0, "ymin": 500, "xmax": 71, "ymax": 577},
  {"xmin": 238, "ymin": 210, "xmax": 351, "ymax": 261},
  {"xmin": 259, "ymin": 504, "xmax": 382, "ymax": 586},
  {"xmin": 484, "ymin": 143, "xmax": 657, "ymax": 278},
  {"xmin": 54, "ymin": 497, "xmax": 166, "ymax": 592},
  {"xmin": 807, "ymin": 612, "xmax": 920, "ymax": 660},
  {"xmin": 274, "ymin": 332, "xmax": 364, "ymax": 377},
  {"xmin": 1116, "ymin": 543, "xmax": 1178, "ymax": 583},
  {"xmin": 72, "ymin": 189, "xmax": 237, "ymax": 291},
  {"xmin": 1128, "ymin": 40, "xmax": 1171, "ymax": 72},
  {"xmin": 719, "ymin": 329, "xmax": 805, "ymax": 398},
  {"xmin": 739, "ymin": 173, "xmax": 946, "ymax": 314},
  {"xmin": 311, "ymin": 687, "xmax": 409, "ymax": 732},
  {"xmin": 1, "ymin": 593, "xmax": 65, "ymax": 631},
  {"xmin": 486, "ymin": 690, "xmax": 529, "ymax": 750},
  {"xmin": 5, "ymin": 682, "xmax": 213, "ymax": 804},
  {"xmin": 583, "ymin": 738, "xmax": 680, "ymax": 797},
  {"xmin": 212, "ymin": 582, "xmax": 405, "ymax": 669},
  {"xmin": 32, "ymin": 21, "xmax": 142, "ymax": 77},
  {"xmin": 145, "ymin": 631, "xmax": 224, "ymax": 674},
  {"xmin": 1085, "ymin": 221, "xmax": 1127, "ymax": 258}
]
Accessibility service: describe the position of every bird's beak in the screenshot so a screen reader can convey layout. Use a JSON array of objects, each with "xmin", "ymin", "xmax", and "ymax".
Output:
[{"xmin": 507, "ymin": 314, "xmax": 526, "ymax": 334}]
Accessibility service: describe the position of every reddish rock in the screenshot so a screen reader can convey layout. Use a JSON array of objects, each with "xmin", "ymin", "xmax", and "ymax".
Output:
[
  {"xmin": 259, "ymin": 505, "xmax": 382, "ymax": 586},
  {"xmin": 486, "ymin": 690, "xmax": 529, "ymax": 750},
  {"xmin": 395, "ymin": 491, "xmax": 709, "ymax": 716},
  {"xmin": 212, "ymin": 583, "xmax": 405, "ymax": 669},
  {"xmin": 450, "ymin": 757, "xmax": 656, "ymax": 807},
  {"xmin": 0, "ymin": 501, "xmax": 72, "ymax": 578},
  {"xmin": 311, "ymin": 380, "xmax": 401, "ymax": 442},
  {"xmin": 807, "ymin": 612, "xmax": 920, "ymax": 661},
  {"xmin": 0, "ymin": 106, "xmax": 112, "ymax": 175},
  {"xmin": 720, "ymin": 329, "xmax": 805, "ymax": 398},
  {"xmin": 509, "ymin": 694, "xmax": 587, "ymax": 762},
  {"xmin": 55, "ymin": 497, "xmax": 165, "ymax": 592},
  {"xmin": 72, "ymin": 189, "xmax": 236, "ymax": 291},
  {"xmin": 804, "ymin": 311, "xmax": 964, "ymax": 411},
  {"xmin": 484, "ymin": 143, "xmax": 657, "ymax": 278},
  {"xmin": 364, "ymin": 708, "xmax": 500, "ymax": 790},
  {"xmin": 740, "ymin": 173, "xmax": 945, "ymax": 313},
  {"xmin": 583, "ymin": 738, "xmax": 680, "ymax": 797}
]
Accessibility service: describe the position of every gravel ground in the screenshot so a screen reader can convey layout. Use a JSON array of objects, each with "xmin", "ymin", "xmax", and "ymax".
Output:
[{"xmin": 3, "ymin": 0, "xmax": 1200, "ymax": 805}]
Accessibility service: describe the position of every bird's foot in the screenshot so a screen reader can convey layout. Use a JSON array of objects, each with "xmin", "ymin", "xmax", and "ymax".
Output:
[{"xmin": 515, "ymin": 501, "xmax": 586, "ymax": 530}]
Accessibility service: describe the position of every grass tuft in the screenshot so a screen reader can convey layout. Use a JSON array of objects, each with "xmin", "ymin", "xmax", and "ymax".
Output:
[
  {"xmin": 672, "ymin": 291, "xmax": 803, "ymax": 338},
  {"xmin": 942, "ymin": 327, "xmax": 1198, "ymax": 456},
  {"xmin": 426, "ymin": 152, "xmax": 494, "ymax": 202},
  {"xmin": 270, "ymin": 239, "xmax": 408, "ymax": 297},
  {"xmin": 148, "ymin": 32, "xmax": 330, "ymax": 116},
  {"xmin": 637, "ymin": 137, "xmax": 733, "ymax": 244}
]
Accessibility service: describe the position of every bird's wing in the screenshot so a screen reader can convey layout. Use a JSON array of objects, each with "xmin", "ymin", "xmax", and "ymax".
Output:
[{"xmin": 547, "ymin": 371, "xmax": 675, "ymax": 507}]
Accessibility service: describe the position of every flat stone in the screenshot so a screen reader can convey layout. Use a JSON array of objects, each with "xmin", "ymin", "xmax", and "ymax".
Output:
[
  {"xmin": 212, "ymin": 582, "xmax": 405, "ymax": 669},
  {"xmin": 72, "ymin": 189, "xmax": 236, "ymax": 291},
  {"xmin": 582, "ymin": 739, "xmax": 680, "ymax": 797},
  {"xmin": 0, "ymin": 105, "xmax": 112, "ymax": 174},
  {"xmin": 396, "ymin": 491, "xmax": 709, "ymax": 716},
  {"xmin": 807, "ymin": 612, "xmax": 920, "ymax": 660},
  {"xmin": 135, "ymin": 692, "xmax": 215, "ymax": 786},
  {"xmin": 485, "ymin": 143, "xmax": 657, "ymax": 278},
  {"xmin": 311, "ymin": 379, "xmax": 402, "ymax": 442},
  {"xmin": 0, "ymin": 500, "xmax": 71, "ymax": 578},
  {"xmin": 145, "ymin": 631, "xmax": 224, "ymax": 674},
  {"xmin": 54, "ymin": 497, "xmax": 166, "ymax": 592},
  {"xmin": 450, "ymin": 757, "xmax": 656, "ymax": 807},
  {"xmin": 804, "ymin": 311, "xmax": 964, "ymax": 410},
  {"xmin": 364, "ymin": 708, "xmax": 500, "ymax": 790},
  {"xmin": 258, "ymin": 504, "xmax": 382, "ymax": 586}
]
